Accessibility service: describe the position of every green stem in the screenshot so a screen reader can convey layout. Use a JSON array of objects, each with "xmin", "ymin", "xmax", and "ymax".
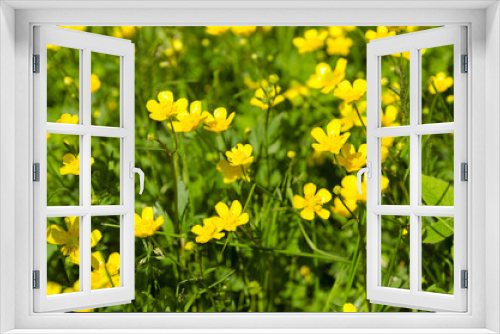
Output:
[
  {"xmin": 220, "ymin": 131, "xmax": 230, "ymax": 151},
  {"xmin": 353, "ymin": 103, "xmax": 367, "ymax": 132}
]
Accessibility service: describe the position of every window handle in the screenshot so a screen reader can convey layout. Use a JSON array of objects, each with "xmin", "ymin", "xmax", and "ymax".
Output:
[
  {"xmin": 129, "ymin": 162, "xmax": 144, "ymax": 195},
  {"xmin": 357, "ymin": 162, "xmax": 372, "ymax": 195}
]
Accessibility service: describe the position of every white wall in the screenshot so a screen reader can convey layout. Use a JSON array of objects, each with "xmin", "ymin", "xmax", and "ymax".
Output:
[
  {"xmin": 0, "ymin": 2, "xmax": 16, "ymax": 333},
  {"xmin": 486, "ymin": 2, "xmax": 500, "ymax": 333}
]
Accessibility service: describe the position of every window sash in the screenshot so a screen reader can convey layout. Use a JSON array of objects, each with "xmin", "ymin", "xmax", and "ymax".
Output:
[
  {"xmin": 33, "ymin": 25, "xmax": 135, "ymax": 313},
  {"xmin": 366, "ymin": 26, "xmax": 467, "ymax": 312}
]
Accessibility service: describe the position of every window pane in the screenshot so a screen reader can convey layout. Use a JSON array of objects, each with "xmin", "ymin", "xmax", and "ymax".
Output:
[
  {"xmin": 90, "ymin": 216, "xmax": 121, "ymax": 290},
  {"xmin": 47, "ymin": 45, "xmax": 80, "ymax": 124},
  {"xmin": 421, "ymin": 45, "xmax": 454, "ymax": 124},
  {"xmin": 91, "ymin": 52, "xmax": 121, "ymax": 127},
  {"xmin": 421, "ymin": 134, "xmax": 454, "ymax": 206},
  {"xmin": 47, "ymin": 134, "xmax": 80, "ymax": 206},
  {"xmin": 381, "ymin": 215, "xmax": 410, "ymax": 290},
  {"xmin": 47, "ymin": 216, "xmax": 81, "ymax": 296},
  {"xmin": 381, "ymin": 136, "xmax": 410, "ymax": 205},
  {"xmin": 421, "ymin": 216, "xmax": 454, "ymax": 294},
  {"xmin": 380, "ymin": 52, "xmax": 410, "ymax": 127},
  {"xmin": 91, "ymin": 137, "xmax": 121, "ymax": 205}
]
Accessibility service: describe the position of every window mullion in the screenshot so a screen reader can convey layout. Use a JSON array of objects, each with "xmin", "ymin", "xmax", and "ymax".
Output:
[
  {"xmin": 409, "ymin": 47, "xmax": 420, "ymax": 294},
  {"xmin": 81, "ymin": 47, "xmax": 92, "ymax": 295}
]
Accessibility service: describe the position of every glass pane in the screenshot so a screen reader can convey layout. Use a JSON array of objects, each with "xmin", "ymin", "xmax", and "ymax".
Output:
[
  {"xmin": 91, "ymin": 216, "xmax": 121, "ymax": 290},
  {"xmin": 381, "ymin": 215, "xmax": 410, "ymax": 289},
  {"xmin": 91, "ymin": 137, "xmax": 121, "ymax": 205},
  {"xmin": 47, "ymin": 45, "xmax": 80, "ymax": 123},
  {"xmin": 421, "ymin": 45, "xmax": 454, "ymax": 124},
  {"xmin": 47, "ymin": 216, "xmax": 81, "ymax": 295},
  {"xmin": 47, "ymin": 134, "xmax": 80, "ymax": 206},
  {"xmin": 421, "ymin": 216, "xmax": 454, "ymax": 294},
  {"xmin": 421, "ymin": 134, "xmax": 454, "ymax": 206},
  {"xmin": 380, "ymin": 52, "xmax": 410, "ymax": 127},
  {"xmin": 381, "ymin": 136, "xmax": 410, "ymax": 205},
  {"xmin": 91, "ymin": 52, "xmax": 121, "ymax": 127}
]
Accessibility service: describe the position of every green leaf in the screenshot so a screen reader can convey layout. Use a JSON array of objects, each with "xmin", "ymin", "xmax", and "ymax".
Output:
[
  {"xmin": 421, "ymin": 174, "xmax": 453, "ymax": 206},
  {"xmin": 176, "ymin": 177, "xmax": 189, "ymax": 220},
  {"xmin": 421, "ymin": 175, "xmax": 454, "ymax": 243},
  {"xmin": 422, "ymin": 216, "xmax": 454, "ymax": 243}
]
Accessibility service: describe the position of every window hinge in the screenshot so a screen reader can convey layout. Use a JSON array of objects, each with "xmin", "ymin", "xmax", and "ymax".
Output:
[
  {"xmin": 461, "ymin": 54, "xmax": 468, "ymax": 73},
  {"xmin": 33, "ymin": 163, "xmax": 40, "ymax": 182},
  {"xmin": 461, "ymin": 270, "xmax": 468, "ymax": 289},
  {"xmin": 33, "ymin": 270, "xmax": 40, "ymax": 289},
  {"xmin": 461, "ymin": 162, "xmax": 468, "ymax": 181},
  {"xmin": 33, "ymin": 54, "xmax": 40, "ymax": 73}
]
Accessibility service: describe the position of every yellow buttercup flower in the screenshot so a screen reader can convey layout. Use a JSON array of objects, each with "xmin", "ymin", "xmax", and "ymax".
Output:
[
  {"xmin": 191, "ymin": 217, "xmax": 225, "ymax": 243},
  {"xmin": 231, "ymin": 26, "xmax": 257, "ymax": 36},
  {"xmin": 202, "ymin": 107, "xmax": 235, "ymax": 133},
  {"xmin": 339, "ymin": 101, "xmax": 367, "ymax": 131},
  {"xmin": 330, "ymin": 197, "xmax": 358, "ymax": 217},
  {"xmin": 91, "ymin": 251, "xmax": 120, "ymax": 290},
  {"xmin": 307, "ymin": 58, "xmax": 347, "ymax": 94},
  {"xmin": 134, "ymin": 207, "xmax": 165, "ymax": 238},
  {"xmin": 171, "ymin": 101, "xmax": 208, "ymax": 133},
  {"xmin": 63, "ymin": 76, "xmax": 73, "ymax": 85},
  {"xmin": 62, "ymin": 281, "xmax": 79, "ymax": 294},
  {"xmin": 214, "ymin": 200, "xmax": 249, "ymax": 232},
  {"xmin": 381, "ymin": 145, "xmax": 390, "ymax": 163},
  {"xmin": 339, "ymin": 174, "xmax": 389, "ymax": 202},
  {"xmin": 47, "ymin": 216, "xmax": 102, "ymax": 265},
  {"xmin": 335, "ymin": 143, "xmax": 367, "ymax": 172},
  {"xmin": 446, "ymin": 95, "xmax": 454, "ymax": 104},
  {"xmin": 59, "ymin": 154, "xmax": 94, "ymax": 176},
  {"xmin": 244, "ymin": 77, "xmax": 260, "ymax": 89},
  {"xmin": 287, "ymin": 151, "xmax": 296, "ymax": 159},
  {"xmin": 365, "ymin": 26, "xmax": 396, "ymax": 41},
  {"xmin": 250, "ymin": 80, "xmax": 285, "ymax": 110},
  {"xmin": 334, "ymin": 79, "xmax": 367, "ymax": 104},
  {"xmin": 185, "ymin": 241, "xmax": 195, "ymax": 251},
  {"xmin": 293, "ymin": 183, "xmax": 332, "ymax": 220},
  {"xmin": 206, "ymin": 26, "xmax": 230, "ymax": 35},
  {"xmin": 343, "ymin": 303, "xmax": 357, "ymax": 312},
  {"xmin": 328, "ymin": 26, "xmax": 356, "ymax": 37},
  {"xmin": 284, "ymin": 82, "xmax": 310, "ymax": 105},
  {"xmin": 428, "ymin": 72, "xmax": 454, "ymax": 94},
  {"xmin": 293, "ymin": 29, "xmax": 328, "ymax": 54},
  {"xmin": 226, "ymin": 143, "xmax": 254, "ymax": 166},
  {"xmin": 381, "ymin": 105, "xmax": 401, "ymax": 127},
  {"xmin": 47, "ymin": 281, "xmax": 63, "ymax": 295},
  {"xmin": 90, "ymin": 74, "xmax": 101, "ymax": 93},
  {"xmin": 311, "ymin": 120, "xmax": 351, "ymax": 155},
  {"xmin": 147, "ymin": 91, "xmax": 188, "ymax": 122},
  {"xmin": 216, "ymin": 159, "xmax": 250, "ymax": 184},
  {"xmin": 112, "ymin": 26, "xmax": 137, "ymax": 38},
  {"xmin": 56, "ymin": 113, "xmax": 79, "ymax": 124},
  {"xmin": 326, "ymin": 36, "xmax": 353, "ymax": 56}
]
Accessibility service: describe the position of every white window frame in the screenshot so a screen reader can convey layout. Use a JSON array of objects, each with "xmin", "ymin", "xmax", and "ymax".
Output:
[
  {"xmin": 32, "ymin": 26, "xmax": 136, "ymax": 312},
  {"xmin": 1, "ymin": 1, "xmax": 499, "ymax": 333},
  {"xmin": 366, "ymin": 26, "xmax": 467, "ymax": 312}
]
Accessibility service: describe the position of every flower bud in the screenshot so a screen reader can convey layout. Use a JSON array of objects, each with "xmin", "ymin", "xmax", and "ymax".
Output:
[{"xmin": 333, "ymin": 186, "xmax": 341, "ymax": 195}]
